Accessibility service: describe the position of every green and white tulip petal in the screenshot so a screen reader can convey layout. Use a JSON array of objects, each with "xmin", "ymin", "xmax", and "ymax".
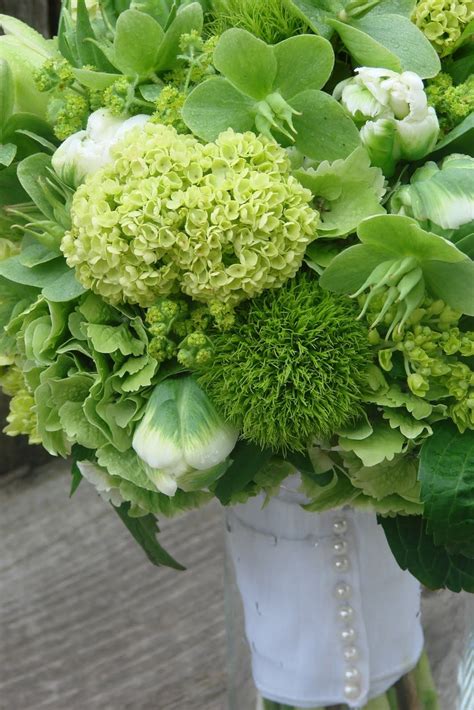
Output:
[
  {"xmin": 390, "ymin": 154, "xmax": 474, "ymax": 234},
  {"xmin": 132, "ymin": 377, "xmax": 239, "ymax": 496}
]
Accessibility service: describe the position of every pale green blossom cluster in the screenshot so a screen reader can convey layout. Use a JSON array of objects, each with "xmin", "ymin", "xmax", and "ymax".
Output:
[
  {"xmin": 413, "ymin": 0, "xmax": 474, "ymax": 56},
  {"xmin": 62, "ymin": 123, "xmax": 318, "ymax": 307}
]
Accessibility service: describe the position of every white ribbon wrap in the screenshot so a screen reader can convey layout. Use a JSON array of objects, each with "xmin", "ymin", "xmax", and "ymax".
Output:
[{"xmin": 226, "ymin": 478, "xmax": 423, "ymax": 708}]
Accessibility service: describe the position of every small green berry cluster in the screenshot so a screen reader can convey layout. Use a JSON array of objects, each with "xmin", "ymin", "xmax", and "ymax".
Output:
[{"xmin": 366, "ymin": 295, "xmax": 474, "ymax": 432}]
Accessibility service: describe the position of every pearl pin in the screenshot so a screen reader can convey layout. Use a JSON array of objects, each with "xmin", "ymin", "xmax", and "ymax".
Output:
[
  {"xmin": 344, "ymin": 682, "xmax": 361, "ymax": 701},
  {"xmin": 341, "ymin": 627, "xmax": 356, "ymax": 642},
  {"xmin": 335, "ymin": 583, "xmax": 352, "ymax": 600},
  {"xmin": 343, "ymin": 645, "xmax": 359, "ymax": 661},
  {"xmin": 333, "ymin": 539, "xmax": 348, "ymax": 555},
  {"xmin": 345, "ymin": 667, "xmax": 360, "ymax": 682},
  {"xmin": 338, "ymin": 605, "xmax": 354, "ymax": 622},
  {"xmin": 334, "ymin": 557, "xmax": 350, "ymax": 572},
  {"xmin": 333, "ymin": 519, "xmax": 348, "ymax": 535}
]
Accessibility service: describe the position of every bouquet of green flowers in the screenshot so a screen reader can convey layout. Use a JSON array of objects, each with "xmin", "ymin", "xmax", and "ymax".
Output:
[{"xmin": 0, "ymin": 0, "xmax": 473, "ymax": 706}]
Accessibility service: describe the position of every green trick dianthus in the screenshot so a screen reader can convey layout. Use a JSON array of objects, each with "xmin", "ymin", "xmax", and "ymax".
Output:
[
  {"xmin": 210, "ymin": 0, "xmax": 309, "ymax": 44},
  {"xmin": 197, "ymin": 272, "xmax": 371, "ymax": 453}
]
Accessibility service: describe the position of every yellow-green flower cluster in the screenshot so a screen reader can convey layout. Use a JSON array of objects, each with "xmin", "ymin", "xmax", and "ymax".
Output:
[
  {"xmin": 0, "ymin": 366, "xmax": 40, "ymax": 444},
  {"xmin": 413, "ymin": 0, "xmax": 474, "ymax": 56},
  {"xmin": 62, "ymin": 123, "xmax": 318, "ymax": 307},
  {"xmin": 368, "ymin": 296, "xmax": 474, "ymax": 433}
]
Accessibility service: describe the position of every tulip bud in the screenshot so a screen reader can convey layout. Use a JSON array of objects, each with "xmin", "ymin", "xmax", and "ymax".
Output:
[
  {"xmin": 335, "ymin": 67, "xmax": 439, "ymax": 176},
  {"xmin": 132, "ymin": 377, "xmax": 239, "ymax": 496},
  {"xmin": 51, "ymin": 109, "xmax": 149, "ymax": 186}
]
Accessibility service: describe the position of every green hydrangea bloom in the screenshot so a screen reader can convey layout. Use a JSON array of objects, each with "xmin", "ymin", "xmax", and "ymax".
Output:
[
  {"xmin": 413, "ymin": 0, "xmax": 474, "ymax": 56},
  {"xmin": 0, "ymin": 365, "xmax": 40, "ymax": 444},
  {"xmin": 62, "ymin": 123, "xmax": 318, "ymax": 307}
]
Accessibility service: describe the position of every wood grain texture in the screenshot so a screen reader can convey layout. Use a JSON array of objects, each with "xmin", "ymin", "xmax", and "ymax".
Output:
[
  {"xmin": 0, "ymin": 462, "xmax": 226, "ymax": 710},
  {"xmin": 0, "ymin": 0, "xmax": 50, "ymax": 34}
]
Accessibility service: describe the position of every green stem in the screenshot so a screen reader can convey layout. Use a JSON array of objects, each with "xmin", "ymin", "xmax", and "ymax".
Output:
[
  {"xmin": 364, "ymin": 692, "xmax": 392, "ymax": 709},
  {"xmin": 386, "ymin": 687, "xmax": 398, "ymax": 710},
  {"xmin": 412, "ymin": 651, "xmax": 440, "ymax": 710}
]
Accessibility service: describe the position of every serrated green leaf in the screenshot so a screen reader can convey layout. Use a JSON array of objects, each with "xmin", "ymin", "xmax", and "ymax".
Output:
[
  {"xmin": 214, "ymin": 439, "xmax": 272, "ymax": 505},
  {"xmin": 350, "ymin": 455, "xmax": 420, "ymax": 501},
  {"xmin": 339, "ymin": 422, "xmax": 405, "ymax": 467},
  {"xmin": 113, "ymin": 502, "xmax": 185, "ymax": 570},
  {"xmin": 381, "ymin": 514, "xmax": 474, "ymax": 591},
  {"xmin": 420, "ymin": 422, "xmax": 474, "ymax": 550},
  {"xmin": 86, "ymin": 323, "xmax": 145, "ymax": 356}
]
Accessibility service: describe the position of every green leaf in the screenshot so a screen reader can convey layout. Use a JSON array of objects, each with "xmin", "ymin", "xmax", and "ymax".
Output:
[
  {"xmin": 213, "ymin": 29, "xmax": 277, "ymax": 100},
  {"xmin": 273, "ymin": 34, "xmax": 334, "ymax": 99},
  {"xmin": 0, "ymin": 58, "xmax": 14, "ymax": 129},
  {"xmin": 291, "ymin": 89, "xmax": 361, "ymax": 162},
  {"xmin": 339, "ymin": 422, "xmax": 405, "ymax": 467},
  {"xmin": 429, "ymin": 114, "xmax": 474, "ymax": 161},
  {"xmin": 0, "ymin": 254, "xmax": 71, "ymax": 288},
  {"xmin": 154, "ymin": 2, "xmax": 203, "ymax": 73},
  {"xmin": 113, "ymin": 9, "xmax": 164, "ymax": 76},
  {"xmin": 294, "ymin": 147, "xmax": 385, "ymax": 237},
  {"xmin": 380, "ymin": 514, "xmax": 474, "ymax": 591},
  {"xmin": 368, "ymin": 0, "xmax": 416, "ymax": 16},
  {"xmin": 70, "ymin": 460, "xmax": 84, "ymax": 497},
  {"xmin": 182, "ymin": 77, "xmax": 256, "ymax": 141},
  {"xmin": 72, "ymin": 68, "xmax": 121, "ymax": 90},
  {"xmin": 350, "ymin": 15, "xmax": 440, "ymax": 78},
  {"xmin": 16, "ymin": 153, "xmax": 54, "ymax": 219},
  {"xmin": 42, "ymin": 267, "xmax": 87, "ymax": 302},
  {"xmin": 423, "ymin": 259, "xmax": 474, "ymax": 316},
  {"xmin": 303, "ymin": 470, "xmax": 361, "ymax": 512},
  {"xmin": 328, "ymin": 18, "xmax": 401, "ymax": 72},
  {"xmin": 214, "ymin": 439, "xmax": 273, "ymax": 505},
  {"xmin": 420, "ymin": 423, "xmax": 474, "ymax": 550},
  {"xmin": 319, "ymin": 242, "xmax": 390, "ymax": 294},
  {"xmin": 113, "ymin": 502, "xmax": 185, "ymax": 570},
  {"xmin": 86, "ymin": 323, "xmax": 145, "ymax": 356},
  {"xmin": 284, "ymin": 0, "xmax": 343, "ymax": 39},
  {"xmin": 75, "ymin": 0, "xmax": 101, "ymax": 66},
  {"xmin": 0, "ymin": 143, "xmax": 16, "ymax": 167},
  {"xmin": 350, "ymin": 455, "xmax": 420, "ymax": 501}
]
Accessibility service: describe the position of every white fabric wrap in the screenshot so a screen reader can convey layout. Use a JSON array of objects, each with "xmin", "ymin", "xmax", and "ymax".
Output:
[{"xmin": 226, "ymin": 478, "xmax": 423, "ymax": 708}]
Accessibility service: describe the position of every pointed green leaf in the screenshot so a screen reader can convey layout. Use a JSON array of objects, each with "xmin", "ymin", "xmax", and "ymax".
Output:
[
  {"xmin": 429, "ymin": 114, "xmax": 474, "ymax": 161},
  {"xmin": 154, "ymin": 2, "xmax": 203, "ymax": 72},
  {"xmin": 291, "ymin": 90, "xmax": 361, "ymax": 162},
  {"xmin": 284, "ymin": 0, "xmax": 342, "ymax": 38},
  {"xmin": 182, "ymin": 77, "xmax": 256, "ymax": 141},
  {"xmin": 0, "ymin": 58, "xmax": 14, "ymax": 129},
  {"xmin": 273, "ymin": 34, "xmax": 334, "ymax": 99},
  {"xmin": 214, "ymin": 439, "xmax": 272, "ymax": 505},
  {"xmin": 328, "ymin": 18, "xmax": 402, "ymax": 72},
  {"xmin": 0, "ymin": 143, "xmax": 16, "ymax": 167},
  {"xmin": 113, "ymin": 502, "xmax": 185, "ymax": 570},
  {"xmin": 17, "ymin": 153, "xmax": 54, "ymax": 218},
  {"xmin": 213, "ymin": 28, "xmax": 277, "ymax": 100}
]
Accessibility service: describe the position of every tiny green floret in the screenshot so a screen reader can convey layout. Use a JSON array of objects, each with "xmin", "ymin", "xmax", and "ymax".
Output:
[{"xmin": 197, "ymin": 272, "xmax": 371, "ymax": 453}]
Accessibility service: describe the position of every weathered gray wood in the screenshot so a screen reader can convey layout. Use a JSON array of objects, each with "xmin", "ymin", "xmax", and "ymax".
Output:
[
  {"xmin": 0, "ymin": 0, "xmax": 50, "ymax": 35},
  {"xmin": 0, "ymin": 461, "xmax": 466, "ymax": 710},
  {"xmin": 0, "ymin": 461, "xmax": 226, "ymax": 709}
]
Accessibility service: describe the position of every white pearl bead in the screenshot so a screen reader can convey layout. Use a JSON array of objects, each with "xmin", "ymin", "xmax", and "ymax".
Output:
[
  {"xmin": 333, "ymin": 519, "xmax": 348, "ymax": 535},
  {"xmin": 344, "ymin": 682, "xmax": 361, "ymax": 700},
  {"xmin": 335, "ymin": 582, "xmax": 352, "ymax": 599},
  {"xmin": 333, "ymin": 539, "xmax": 348, "ymax": 554},
  {"xmin": 338, "ymin": 605, "xmax": 354, "ymax": 622},
  {"xmin": 345, "ymin": 666, "xmax": 360, "ymax": 682},
  {"xmin": 334, "ymin": 557, "xmax": 350, "ymax": 572},
  {"xmin": 343, "ymin": 645, "xmax": 359, "ymax": 661},
  {"xmin": 341, "ymin": 627, "xmax": 356, "ymax": 642}
]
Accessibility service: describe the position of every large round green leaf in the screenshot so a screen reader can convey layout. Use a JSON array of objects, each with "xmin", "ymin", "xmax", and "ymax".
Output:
[
  {"xmin": 213, "ymin": 28, "xmax": 277, "ymax": 100},
  {"xmin": 291, "ymin": 89, "xmax": 361, "ymax": 161},
  {"xmin": 182, "ymin": 77, "xmax": 256, "ymax": 141},
  {"xmin": 273, "ymin": 34, "xmax": 334, "ymax": 99}
]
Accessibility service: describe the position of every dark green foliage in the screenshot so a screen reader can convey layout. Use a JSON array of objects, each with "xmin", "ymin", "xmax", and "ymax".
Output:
[{"xmin": 198, "ymin": 272, "xmax": 371, "ymax": 453}]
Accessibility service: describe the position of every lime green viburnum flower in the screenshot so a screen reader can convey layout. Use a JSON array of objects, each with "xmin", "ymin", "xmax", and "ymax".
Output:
[
  {"xmin": 334, "ymin": 67, "xmax": 439, "ymax": 176},
  {"xmin": 61, "ymin": 123, "xmax": 318, "ymax": 308},
  {"xmin": 413, "ymin": 0, "xmax": 474, "ymax": 56}
]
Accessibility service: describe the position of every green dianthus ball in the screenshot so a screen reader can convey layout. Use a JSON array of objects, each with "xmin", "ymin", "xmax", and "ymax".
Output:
[
  {"xmin": 197, "ymin": 272, "xmax": 371, "ymax": 453},
  {"xmin": 61, "ymin": 123, "xmax": 318, "ymax": 308}
]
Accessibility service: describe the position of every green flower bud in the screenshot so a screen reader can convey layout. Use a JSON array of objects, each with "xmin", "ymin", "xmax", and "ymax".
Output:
[{"xmin": 132, "ymin": 377, "xmax": 238, "ymax": 496}]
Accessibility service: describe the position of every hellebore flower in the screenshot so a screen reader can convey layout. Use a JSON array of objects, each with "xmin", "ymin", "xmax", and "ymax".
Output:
[
  {"xmin": 132, "ymin": 377, "xmax": 239, "ymax": 496},
  {"xmin": 334, "ymin": 67, "xmax": 439, "ymax": 176},
  {"xmin": 390, "ymin": 154, "xmax": 474, "ymax": 236},
  {"xmin": 51, "ymin": 108, "xmax": 149, "ymax": 186}
]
